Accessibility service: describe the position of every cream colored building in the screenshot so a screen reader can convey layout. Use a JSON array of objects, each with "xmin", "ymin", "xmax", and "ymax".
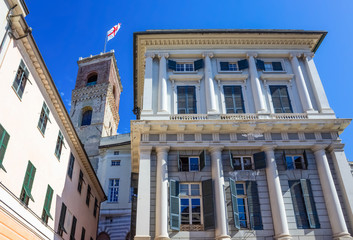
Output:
[
  {"xmin": 0, "ymin": 0, "xmax": 106, "ymax": 239},
  {"xmin": 131, "ymin": 30, "xmax": 353, "ymax": 240}
]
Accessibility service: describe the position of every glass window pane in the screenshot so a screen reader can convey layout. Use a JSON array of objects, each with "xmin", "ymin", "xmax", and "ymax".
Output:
[
  {"xmin": 189, "ymin": 157, "xmax": 199, "ymax": 171},
  {"xmin": 180, "ymin": 184, "xmax": 189, "ymax": 195},
  {"xmin": 233, "ymin": 158, "xmax": 242, "ymax": 170},
  {"xmin": 236, "ymin": 184, "xmax": 245, "ymax": 195},
  {"xmin": 190, "ymin": 184, "xmax": 200, "ymax": 195},
  {"xmin": 286, "ymin": 156, "xmax": 294, "ymax": 170},
  {"xmin": 243, "ymin": 157, "xmax": 252, "ymax": 170}
]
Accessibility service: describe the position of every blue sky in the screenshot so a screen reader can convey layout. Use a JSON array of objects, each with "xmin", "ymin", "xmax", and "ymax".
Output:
[{"xmin": 26, "ymin": 0, "xmax": 353, "ymax": 161}]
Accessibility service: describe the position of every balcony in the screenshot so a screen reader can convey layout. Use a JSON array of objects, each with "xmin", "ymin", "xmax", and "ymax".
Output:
[{"xmin": 169, "ymin": 113, "xmax": 308, "ymax": 121}]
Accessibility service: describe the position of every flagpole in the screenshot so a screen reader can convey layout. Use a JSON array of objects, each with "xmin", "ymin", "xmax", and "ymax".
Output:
[{"xmin": 103, "ymin": 33, "xmax": 107, "ymax": 53}]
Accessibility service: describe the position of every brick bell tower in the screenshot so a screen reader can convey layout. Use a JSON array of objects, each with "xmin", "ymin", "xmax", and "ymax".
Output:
[{"xmin": 70, "ymin": 51, "xmax": 122, "ymax": 171}]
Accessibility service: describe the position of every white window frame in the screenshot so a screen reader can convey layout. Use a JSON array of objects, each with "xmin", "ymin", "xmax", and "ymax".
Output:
[
  {"xmin": 220, "ymin": 83, "xmax": 249, "ymax": 114},
  {"xmin": 285, "ymin": 155, "xmax": 306, "ymax": 170},
  {"xmin": 179, "ymin": 156, "xmax": 200, "ymax": 172},
  {"xmin": 172, "ymin": 82, "xmax": 201, "ymax": 115},
  {"xmin": 259, "ymin": 59, "xmax": 286, "ymax": 73},
  {"xmin": 264, "ymin": 81, "xmax": 297, "ymax": 114},
  {"xmin": 235, "ymin": 182, "xmax": 250, "ymax": 229},
  {"xmin": 108, "ymin": 178, "xmax": 119, "ymax": 203},
  {"xmin": 179, "ymin": 182, "xmax": 203, "ymax": 225},
  {"xmin": 232, "ymin": 156, "xmax": 254, "ymax": 170},
  {"xmin": 217, "ymin": 58, "xmax": 243, "ymax": 73},
  {"xmin": 170, "ymin": 59, "xmax": 198, "ymax": 74},
  {"xmin": 111, "ymin": 160, "xmax": 121, "ymax": 166}
]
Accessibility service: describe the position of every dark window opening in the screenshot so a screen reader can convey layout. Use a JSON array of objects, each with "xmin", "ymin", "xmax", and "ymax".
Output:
[
  {"xmin": 86, "ymin": 74, "xmax": 97, "ymax": 86},
  {"xmin": 81, "ymin": 109, "xmax": 92, "ymax": 126}
]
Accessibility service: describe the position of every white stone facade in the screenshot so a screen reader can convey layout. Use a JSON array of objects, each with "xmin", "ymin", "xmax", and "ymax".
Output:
[{"xmin": 131, "ymin": 30, "xmax": 353, "ymax": 240}]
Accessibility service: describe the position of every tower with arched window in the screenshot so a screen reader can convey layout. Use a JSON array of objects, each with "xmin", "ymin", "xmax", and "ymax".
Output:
[{"xmin": 70, "ymin": 51, "xmax": 122, "ymax": 171}]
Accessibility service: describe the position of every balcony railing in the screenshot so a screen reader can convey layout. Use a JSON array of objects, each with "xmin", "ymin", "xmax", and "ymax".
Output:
[
  {"xmin": 270, "ymin": 113, "xmax": 308, "ymax": 120},
  {"xmin": 169, "ymin": 113, "xmax": 309, "ymax": 121},
  {"xmin": 170, "ymin": 114, "xmax": 208, "ymax": 120},
  {"xmin": 220, "ymin": 114, "xmax": 258, "ymax": 120}
]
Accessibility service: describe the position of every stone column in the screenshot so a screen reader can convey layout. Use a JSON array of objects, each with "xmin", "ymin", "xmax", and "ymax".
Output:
[
  {"xmin": 209, "ymin": 146, "xmax": 230, "ymax": 240},
  {"xmin": 155, "ymin": 146, "xmax": 170, "ymax": 240},
  {"xmin": 303, "ymin": 53, "xmax": 334, "ymax": 114},
  {"xmin": 158, "ymin": 53, "xmax": 169, "ymax": 114},
  {"xmin": 263, "ymin": 145, "xmax": 291, "ymax": 240},
  {"xmin": 203, "ymin": 52, "xmax": 218, "ymax": 114},
  {"xmin": 313, "ymin": 145, "xmax": 351, "ymax": 239},
  {"xmin": 142, "ymin": 52, "xmax": 155, "ymax": 114},
  {"xmin": 247, "ymin": 53, "xmax": 267, "ymax": 113},
  {"xmin": 135, "ymin": 146, "xmax": 153, "ymax": 240},
  {"xmin": 289, "ymin": 53, "xmax": 316, "ymax": 113}
]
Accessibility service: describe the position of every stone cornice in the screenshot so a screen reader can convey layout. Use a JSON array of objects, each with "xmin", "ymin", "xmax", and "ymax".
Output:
[{"xmin": 9, "ymin": 13, "xmax": 106, "ymax": 201}]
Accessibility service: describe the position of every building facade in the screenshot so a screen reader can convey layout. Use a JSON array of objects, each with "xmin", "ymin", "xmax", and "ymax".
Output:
[
  {"xmin": 0, "ymin": 0, "xmax": 106, "ymax": 239},
  {"xmin": 131, "ymin": 30, "xmax": 353, "ymax": 240}
]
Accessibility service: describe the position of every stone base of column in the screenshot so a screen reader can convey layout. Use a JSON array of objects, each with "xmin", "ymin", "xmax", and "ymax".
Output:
[
  {"xmin": 333, "ymin": 232, "xmax": 352, "ymax": 240},
  {"xmin": 274, "ymin": 233, "xmax": 292, "ymax": 240},
  {"xmin": 215, "ymin": 234, "xmax": 231, "ymax": 240},
  {"xmin": 305, "ymin": 109, "xmax": 319, "ymax": 114},
  {"xmin": 134, "ymin": 235, "xmax": 151, "ymax": 240},
  {"xmin": 155, "ymin": 236, "xmax": 170, "ymax": 240}
]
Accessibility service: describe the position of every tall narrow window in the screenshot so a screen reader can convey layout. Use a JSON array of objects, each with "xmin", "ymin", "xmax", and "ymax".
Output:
[
  {"xmin": 37, "ymin": 102, "xmax": 50, "ymax": 134},
  {"xmin": 78, "ymin": 170, "xmax": 84, "ymax": 193},
  {"xmin": 180, "ymin": 183, "xmax": 202, "ymax": 225},
  {"xmin": 177, "ymin": 86, "xmax": 196, "ymax": 114},
  {"xmin": 20, "ymin": 161, "xmax": 36, "ymax": 205},
  {"xmin": 67, "ymin": 153, "xmax": 75, "ymax": 179},
  {"xmin": 81, "ymin": 227, "xmax": 86, "ymax": 240},
  {"xmin": 86, "ymin": 73, "xmax": 97, "ymax": 86},
  {"xmin": 223, "ymin": 86, "xmax": 245, "ymax": 113},
  {"xmin": 0, "ymin": 124, "xmax": 10, "ymax": 171},
  {"xmin": 93, "ymin": 197, "xmax": 98, "ymax": 217},
  {"xmin": 55, "ymin": 131, "xmax": 64, "ymax": 159},
  {"xmin": 12, "ymin": 60, "xmax": 29, "ymax": 98},
  {"xmin": 270, "ymin": 85, "xmax": 293, "ymax": 113},
  {"xmin": 58, "ymin": 203, "xmax": 67, "ymax": 236},
  {"xmin": 42, "ymin": 185, "xmax": 53, "ymax": 224},
  {"xmin": 108, "ymin": 178, "xmax": 119, "ymax": 202},
  {"xmin": 81, "ymin": 109, "xmax": 92, "ymax": 126},
  {"xmin": 86, "ymin": 184, "xmax": 91, "ymax": 206},
  {"xmin": 70, "ymin": 215, "xmax": 77, "ymax": 240}
]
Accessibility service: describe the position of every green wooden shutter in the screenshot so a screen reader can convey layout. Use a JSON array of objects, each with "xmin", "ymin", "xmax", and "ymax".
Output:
[
  {"xmin": 23, "ymin": 161, "xmax": 36, "ymax": 201},
  {"xmin": 230, "ymin": 178, "xmax": 240, "ymax": 229},
  {"xmin": 202, "ymin": 179, "xmax": 215, "ymax": 230},
  {"xmin": 253, "ymin": 151, "xmax": 266, "ymax": 170},
  {"xmin": 44, "ymin": 185, "xmax": 53, "ymax": 219},
  {"xmin": 229, "ymin": 150, "xmax": 234, "ymax": 170},
  {"xmin": 194, "ymin": 59, "xmax": 204, "ymax": 70},
  {"xmin": 256, "ymin": 59, "xmax": 265, "ymax": 70},
  {"xmin": 272, "ymin": 62, "xmax": 283, "ymax": 71},
  {"xmin": 67, "ymin": 153, "xmax": 75, "ymax": 179},
  {"xmin": 300, "ymin": 179, "xmax": 320, "ymax": 229},
  {"xmin": 168, "ymin": 60, "xmax": 176, "ymax": 70},
  {"xmin": 59, "ymin": 202, "xmax": 67, "ymax": 233},
  {"xmin": 177, "ymin": 151, "xmax": 181, "ymax": 171},
  {"xmin": 169, "ymin": 179, "xmax": 180, "ymax": 230},
  {"xmin": 199, "ymin": 150, "xmax": 206, "ymax": 170},
  {"xmin": 70, "ymin": 216, "xmax": 77, "ymax": 240},
  {"xmin": 220, "ymin": 62, "xmax": 229, "ymax": 71},
  {"xmin": 246, "ymin": 181, "xmax": 263, "ymax": 230},
  {"xmin": 282, "ymin": 150, "xmax": 288, "ymax": 170},
  {"xmin": 303, "ymin": 150, "xmax": 308, "ymax": 169},
  {"xmin": 0, "ymin": 124, "xmax": 9, "ymax": 172},
  {"xmin": 238, "ymin": 59, "xmax": 249, "ymax": 70}
]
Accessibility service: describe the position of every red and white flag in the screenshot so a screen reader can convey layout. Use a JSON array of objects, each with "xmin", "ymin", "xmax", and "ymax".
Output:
[{"xmin": 107, "ymin": 23, "xmax": 121, "ymax": 41}]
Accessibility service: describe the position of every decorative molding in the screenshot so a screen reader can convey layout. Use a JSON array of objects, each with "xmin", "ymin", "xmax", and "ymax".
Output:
[
  {"xmin": 246, "ymin": 52, "xmax": 258, "ymax": 58},
  {"xmin": 260, "ymin": 73, "xmax": 294, "ymax": 81},
  {"xmin": 145, "ymin": 52, "xmax": 155, "ymax": 58},
  {"xmin": 157, "ymin": 53, "xmax": 169, "ymax": 59},
  {"xmin": 169, "ymin": 74, "xmax": 203, "ymax": 81},
  {"xmin": 214, "ymin": 74, "xmax": 248, "ymax": 81},
  {"xmin": 202, "ymin": 52, "xmax": 214, "ymax": 58}
]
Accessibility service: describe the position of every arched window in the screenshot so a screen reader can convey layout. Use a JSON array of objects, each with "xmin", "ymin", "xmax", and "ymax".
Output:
[
  {"xmin": 86, "ymin": 73, "xmax": 98, "ymax": 86},
  {"xmin": 97, "ymin": 232, "xmax": 110, "ymax": 240},
  {"xmin": 81, "ymin": 108, "xmax": 92, "ymax": 126}
]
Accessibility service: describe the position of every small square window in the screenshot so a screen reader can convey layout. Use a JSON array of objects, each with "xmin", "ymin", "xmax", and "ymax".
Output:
[
  {"xmin": 111, "ymin": 160, "xmax": 121, "ymax": 166},
  {"xmin": 286, "ymin": 155, "xmax": 305, "ymax": 170},
  {"xmin": 114, "ymin": 151, "xmax": 119, "ymax": 155},
  {"xmin": 232, "ymin": 156, "xmax": 253, "ymax": 170},
  {"xmin": 179, "ymin": 156, "xmax": 199, "ymax": 172},
  {"xmin": 176, "ymin": 63, "xmax": 194, "ymax": 72}
]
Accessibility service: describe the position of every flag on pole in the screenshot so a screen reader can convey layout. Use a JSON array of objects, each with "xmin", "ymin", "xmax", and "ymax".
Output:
[{"xmin": 107, "ymin": 23, "xmax": 121, "ymax": 41}]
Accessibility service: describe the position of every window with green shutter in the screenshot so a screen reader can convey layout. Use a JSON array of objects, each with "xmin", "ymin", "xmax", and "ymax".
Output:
[
  {"xmin": 12, "ymin": 60, "xmax": 29, "ymax": 99},
  {"xmin": 58, "ymin": 202, "xmax": 67, "ymax": 236},
  {"xmin": 42, "ymin": 185, "xmax": 53, "ymax": 223},
  {"xmin": 202, "ymin": 179, "xmax": 215, "ymax": 230},
  {"xmin": 223, "ymin": 86, "xmax": 245, "ymax": 114},
  {"xmin": 169, "ymin": 179, "xmax": 180, "ymax": 230},
  {"xmin": 67, "ymin": 153, "xmax": 75, "ymax": 179},
  {"xmin": 78, "ymin": 170, "xmax": 84, "ymax": 193},
  {"xmin": 70, "ymin": 215, "xmax": 77, "ymax": 240},
  {"xmin": 253, "ymin": 151, "xmax": 267, "ymax": 170},
  {"xmin": 270, "ymin": 85, "xmax": 293, "ymax": 113},
  {"xmin": 37, "ymin": 102, "xmax": 50, "ymax": 135},
  {"xmin": 20, "ymin": 161, "xmax": 36, "ymax": 205},
  {"xmin": 177, "ymin": 86, "xmax": 197, "ymax": 114},
  {"xmin": 55, "ymin": 131, "xmax": 64, "ymax": 159},
  {"xmin": 0, "ymin": 124, "xmax": 10, "ymax": 172}
]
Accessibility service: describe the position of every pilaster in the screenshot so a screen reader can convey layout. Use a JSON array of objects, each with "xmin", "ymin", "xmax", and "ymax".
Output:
[
  {"xmin": 158, "ymin": 53, "xmax": 169, "ymax": 114},
  {"xmin": 203, "ymin": 52, "xmax": 218, "ymax": 114},
  {"xmin": 142, "ymin": 52, "xmax": 155, "ymax": 115}
]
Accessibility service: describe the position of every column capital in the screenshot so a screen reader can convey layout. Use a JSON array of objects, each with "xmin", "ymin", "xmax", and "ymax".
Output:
[
  {"xmin": 145, "ymin": 52, "xmax": 155, "ymax": 59},
  {"xmin": 158, "ymin": 53, "xmax": 169, "ymax": 59},
  {"xmin": 262, "ymin": 144, "xmax": 277, "ymax": 152},
  {"xmin": 209, "ymin": 146, "xmax": 223, "ymax": 154},
  {"xmin": 303, "ymin": 52, "xmax": 315, "ymax": 60},
  {"xmin": 289, "ymin": 52, "xmax": 303, "ymax": 59},
  {"xmin": 311, "ymin": 144, "xmax": 328, "ymax": 153},
  {"xmin": 202, "ymin": 52, "xmax": 214, "ymax": 58},
  {"xmin": 246, "ymin": 52, "xmax": 258, "ymax": 58},
  {"xmin": 327, "ymin": 143, "xmax": 345, "ymax": 153},
  {"xmin": 155, "ymin": 146, "xmax": 170, "ymax": 154},
  {"xmin": 140, "ymin": 145, "xmax": 153, "ymax": 154}
]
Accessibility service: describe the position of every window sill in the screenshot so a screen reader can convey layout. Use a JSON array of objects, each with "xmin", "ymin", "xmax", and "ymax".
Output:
[
  {"xmin": 260, "ymin": 73, "xmax": 294, "ymax": 81},
  {"xmin": 262, "ymin": 70, "xmax": 287, "ymax": 73},
  {"xmin": 218, "ymin": 70, "xmax": 243, "ymax": 73},
  {"xmin": 214, "ymin": 74, "xmax": 248, "ymax": 81},
  {"xmin": 169, "ymin": 74, "xmax": 203, "ymax": 81},
  {"xmin": 172, "ymin": 71, "xmax": 198, "ymax": 74}
]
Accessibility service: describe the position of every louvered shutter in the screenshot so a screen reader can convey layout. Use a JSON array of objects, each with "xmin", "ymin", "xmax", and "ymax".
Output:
[
  {"xmin": 220, "ymin": 62, "xmax": 229, "ymax": 71},
  {"xmin": 237, "ymin": 59, "xmax": 249, "ymax": 70},
  {"xmin": 177, "ymin": 151, "xmax": 180, "ymax": 171},
  {"xmin": 230, "ymin": 179, "xmax": 240, "ymax": 229},
  {"xmin": 59, "ymin": 203, "xmax": 67, "ymax": 233},
  {"xmin": 194, "ymin": 59, "xmax": 204, "ymax": 70},
  {"xmin": 246, "ymin": 181, "xmax": 263, "ymax": 230},
  {"xmin": 303, "ymin": 150, "xmax": 308, "ymax": 169},
  {"xmin": 23, "ymin": 161, "xmax": 36, "ymax": 201},
  {"xmin": 199, "ymin": 150, "xmax": 206, "ymax": 170},
  {"xmin": 272, "ymin": 62, "xmax": 283, "ymax": 71},
  {"xmin": 169, "ymin": 180, "xmax": 180, "ymax": 230},
  {"xmin": 253, "ymin": 152, "xmax": 266, "ymax": 169},
  {"xmin": 202, "ymin": 179, "xmax": 215, "ymax": 230},
  {"xmin": 168, "ymin": 60, "xmax": 176, "ymax": 70},
  {"xmin": 229, "ymin": 151, "xmax": 234, "ymax": 170},
  {"xmin": 300, "ymin": 179, "xmax": 320, "ymax": 228},
  {"xmin": 44, "ymin": 185, "xmax": 54, "ymax": 219},
  {"xmin": 256, "ymin": 59, "xmax": 265, "ymax": 70},
  {"xmin": 0, "ymin": 124, "xmax": 9, "ymax": 171}
]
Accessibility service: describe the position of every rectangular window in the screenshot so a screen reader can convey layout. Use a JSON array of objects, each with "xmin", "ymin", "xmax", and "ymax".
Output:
[
  {"xmin": 176, "ymin": 63, "xmax": 194, "ymax": 72},
  {"xmin": 78, "ymin": 170, "xmax": 84, "ymax": 193},
  {"xmin": 12, "ymin": 60, "xmax": 29, "ymax": 98},
  {"xmin": 285, "ymin": 155, "xmax": 305, "ymax": 170},
  {"xmin": 86, "ymin": 184, "xmax": 91, "ymax": 206},
  {"xmin": 114, "ymin": 151, "xmax": 119, "ymax": 155},
  {"xmin": 20, "ymin": 161, "xmax": 36, "ymax": 205},
  {"xmin": 270, "ymin": 85, "xmax": 293, "ymax": 113},
  {"xmin": 67, "ymin": 153, "xmax": 75, "ymax": 179},
  {"xmin": 111, "ymin": 160, "xmax": 121, "ymax": 166},
  {"xmin": 264, "ymin": 61, "xmax": 283, "ymax": 71},
  {"xmin": 108, "ymin": 178, "xmax": 119, "ymax": 202},
  {"xmin": 55, "ymin": 131, "xmax": 64, "ymax": 159},
  {"xmin": 231, "ymin": 156, "xmax": 253, "ymax": 170},
  {"xmin": 289, "ymin": 180, "xmax": 320, "ymax": 229},
  {"xmin": 70, "ymin": 215, "xmax": 77, "ymax": 240},
  {"xmin": 93, "ymin": 198, "xmax": 98, "ymax": 217},
  {"xmin": 37, "ymin": 102, "xmax": 50, "ymax": 135},
  {"xmin": 42, "ymin": 185, "xmax": 53, "ymax": 224},
  {"xmin": 220, "ymin": 61, "xmax": 239, "ymax": 71},
  {"xmin": 223, "ymin": 86, "xmax": 245, "ymax": 113},
  {"xmin": 177, "ymin": 86, "xmax": 196, "ymax": 114},
  {"xmin": 81, "ymin": 227, "xmax": 86, "ymax": 240},
  {"xmin": 0, "ymin": 124, "xmax": 10, "ymax": 171},
  {"xmin": 58, "ymin": 202, "xmax": 67, "ymax": 236},
  {"xmin": 180, "ymin": 183, "xmax": 202, "ymax": 225},
  {"xmin": 179, "ymin": 156, "xmax": 199, "ymax": 172}
]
